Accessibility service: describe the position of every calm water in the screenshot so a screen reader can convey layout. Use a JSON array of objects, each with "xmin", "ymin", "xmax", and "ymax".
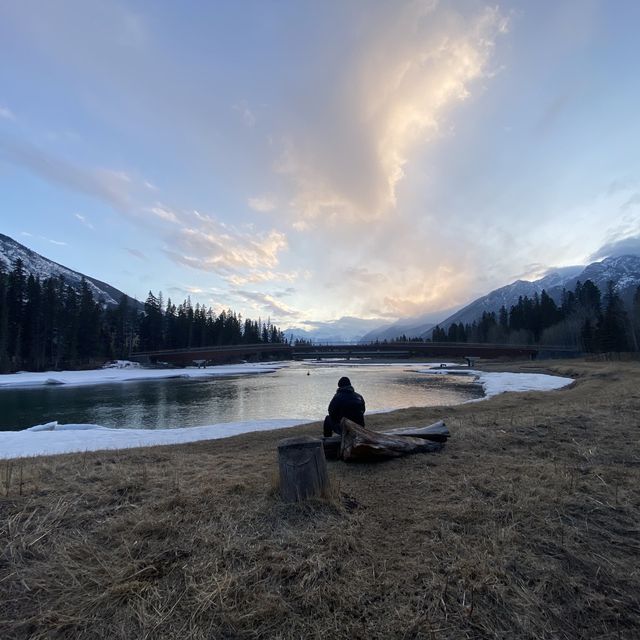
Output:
[{"xmin": 0, "ymin": 362, "xmax": 483, "ymax": 431}]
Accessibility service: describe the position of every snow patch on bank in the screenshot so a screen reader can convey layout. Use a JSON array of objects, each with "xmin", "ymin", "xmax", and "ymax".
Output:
[
  {"xmin": 417, "ymin": 368, "xmax": 573, "ymax": 399},
  {"xmin": 0, "ymin": 419, "xmax": 306, "ymax": 460},
  {"xmin": 102, "ymin": 360, "xmax": 141, "ymax": 369},
  {"xmin": 0, "ymin": 361, "xmax": 287, "ymax": 389}
]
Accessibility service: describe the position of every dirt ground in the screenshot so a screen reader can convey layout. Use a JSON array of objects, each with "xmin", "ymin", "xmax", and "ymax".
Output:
[{"xmin": 1, "ymin": 359, "xmax": 639, "ymax": 639}]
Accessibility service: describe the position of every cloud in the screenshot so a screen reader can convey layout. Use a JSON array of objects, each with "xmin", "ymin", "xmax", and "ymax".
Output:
[
  {"xmin": 147, "ymin": 204, "xmax": 180, "ymax": 223},
  {"xmin": 0, "ymin": 134, "xmax": 179, "ymax": 235},
  {"xmin": 166, "ymin": 285, "xmax": 220, "ymax": 297},
  {"xmin": 0, "ymin": 106, "xmax": 15, "ymax": 120},
  {"xmin": 248, "ymin": 196, "xmax": 277, "ymax": 212},
  {"xmin": 20, "ymin": 231, "xmax": 67, "ymax": 246},
  {"xmin": 226, "ymin": 270, "xmax": 298, "ymax": 286},
  {"xmin": 342, "ymin": 266, "xmax": 389, "ymax": 287},
  {"xmin": 275, "ymin": 3, "xmax": 507, "ymax": 226},
  {"xmin": 621, "ymin": 193, "xmax": 640, "ymax": 211},
  {"xmin": 125, "ymin": 247, "xmax": 147, "ymax": 260},
  {"xmin": 232, "ymin": 289, "xmax": 300, "ymax": 318},
  {"xmin": 75, "ymin": 213, "xmax": 94, "ymax": 229},
  {"xmin": 272, "ymin": 287, "xmax": 296, "ymax": 298},
  {"xmin": 0, "ymin": 134, "xmax": 133, "ymax": 211},
  {"xmin": 607, "ymin": 178, "xmax": 635, "ymax": 196},
  {"xmin": 164, "ymin": 216, "xmax": 288, "ymax": 279},
  {"xmin": 589, "ymin": 234, "xmax": 640, "ymax": 261},
  {"xmin": 234, "ymin": 100, "xmax": 256, "ymax": 127},
  {"xmin": 533, "ymin": 91, "xmax": 574, "ymax": 135}
]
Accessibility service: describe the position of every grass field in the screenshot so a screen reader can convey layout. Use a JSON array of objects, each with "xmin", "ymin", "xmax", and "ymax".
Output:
[{"xmin": 1, "ymin": 359, "xmax": 639, "ymax": 639}]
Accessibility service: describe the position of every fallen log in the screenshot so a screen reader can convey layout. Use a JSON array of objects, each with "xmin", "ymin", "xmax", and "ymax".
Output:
[
  {"xmin": 339, "ymin": 418, "xmax": 445, "ymax": 462},
  {"xmin": 322, "ymin": 419, "xmax": 449, "ymax": 459}
]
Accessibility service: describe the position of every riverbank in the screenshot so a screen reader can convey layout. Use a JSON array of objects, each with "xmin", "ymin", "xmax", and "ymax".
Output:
[
  {"xmin": 1, "ymin": 359, "xmax": 639, "ymax": 638},
  {"xmin": 0, "ymin": 364, "xmax": 571, "ymax": 456}
]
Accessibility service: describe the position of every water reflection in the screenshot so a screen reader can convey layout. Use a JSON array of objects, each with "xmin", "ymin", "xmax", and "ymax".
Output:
[{"xmin": 0, "ymin": 362, "xmax": 483, "ymax": 431}]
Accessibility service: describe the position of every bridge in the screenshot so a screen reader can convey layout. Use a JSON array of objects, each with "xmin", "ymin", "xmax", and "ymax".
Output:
[{"xmin": 128, "ymin": 341, "xmax": 578, "ymax": 367}]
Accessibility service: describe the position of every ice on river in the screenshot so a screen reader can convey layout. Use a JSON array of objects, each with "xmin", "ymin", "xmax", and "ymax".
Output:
[{"xmin": 0, "ymin": 361, "xmax": 288, "ymax": 389}]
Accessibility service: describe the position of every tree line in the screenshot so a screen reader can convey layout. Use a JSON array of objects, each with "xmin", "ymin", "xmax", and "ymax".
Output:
[
  {"xmin": 429, "ymin": 279, "xmax": 640, "ymax": 352},
  {"xmin": 0, "ymin": 259, "xmax": 287, "ymax": 373}
]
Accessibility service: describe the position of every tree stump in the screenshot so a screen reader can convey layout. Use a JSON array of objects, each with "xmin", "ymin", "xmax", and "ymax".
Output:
[{"xmin": 277, "ymin": 436, "xmax": 330, "ymax": 502}]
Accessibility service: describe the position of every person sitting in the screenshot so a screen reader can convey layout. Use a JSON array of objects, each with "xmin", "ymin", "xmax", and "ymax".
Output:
[{"xmin": 323, "ymin": 376, "xmax": 366, "ymax": 437}]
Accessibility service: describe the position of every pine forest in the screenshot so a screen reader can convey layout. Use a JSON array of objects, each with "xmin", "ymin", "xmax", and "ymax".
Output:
[{"xmin": 0, "ymin": 259, "xmax": 287, "ymax": 373}]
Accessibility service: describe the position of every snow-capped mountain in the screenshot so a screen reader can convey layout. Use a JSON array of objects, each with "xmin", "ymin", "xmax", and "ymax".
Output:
[
  {"xmin": 283, "ymin": 316, "xmax": 387, "ymax": 343},
  {"xmin": 358, "ymin": 320, "xmax": 435, "ymax": 343},
  {"xmin": 357, "ymin": 306, "xmax": 461, "ymax": 343},
  {"xmin": 429, "ymin": 255, "xmax": 640, "ymax": 334},
  {"xmin": 0, "ymin": 233, "xmax": 136, "ymax": 307}
]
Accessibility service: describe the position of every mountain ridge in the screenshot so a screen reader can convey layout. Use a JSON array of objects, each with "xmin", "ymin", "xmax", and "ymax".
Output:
[
  {"xmin": 0, "ymin": 233, "xmax": 137, "ymax": 308},
  {"xmin": 426, "ymin": 254, "xmax": 640, "ymax": 336}
]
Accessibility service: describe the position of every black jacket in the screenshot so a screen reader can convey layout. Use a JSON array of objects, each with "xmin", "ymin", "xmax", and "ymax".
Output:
[{"xmin": 328, "ymin": 385, "xmax": 366, "ymax": 427}]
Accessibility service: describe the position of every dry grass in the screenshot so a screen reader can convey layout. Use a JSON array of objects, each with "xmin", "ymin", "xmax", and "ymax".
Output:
[{"xmin": 1, "ymin": 359, "xmax": 639, "ymax": 639}]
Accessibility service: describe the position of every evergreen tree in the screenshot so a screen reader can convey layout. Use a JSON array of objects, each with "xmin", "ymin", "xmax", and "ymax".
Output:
[
  {"xmin": 77, "ymin": 278, "xmax": 100, "ymax": 361},
  {"xmin": 596, "ymin": 281, "xmax": 629, "ymax": 352},
  {"xmin": 140, "ymin": 291, "xmax": 163, "ymax": 351},
  {"xmin": 0, "ymin": 264, "xmax": 9, "ymax": 372},
  {"xmin": 632, "ymin": 285, "xmax": 640, "ymax": 351},
  {"xmin": 23, "ymin": 274, "xmax": 43, "ymax": 368},
  {"xmin": 7, "ymin": 259, "xmax": 27, "ymax": 367},
  {"xmin": 577, "ymin": 280, "xmax": 601, "ymax": 314},
  {"xmin": 498, "ymin": 306, "xmax": 509, "ymax": 332},
  {"xmin": 62, "ymin": 284, "xmax": 80, "ymax": 365}
]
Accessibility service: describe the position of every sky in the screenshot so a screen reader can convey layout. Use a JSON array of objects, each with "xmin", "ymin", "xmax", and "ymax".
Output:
[{"xmin": 1, "ymin": 0, "xmax": 640, "ymax": 334}]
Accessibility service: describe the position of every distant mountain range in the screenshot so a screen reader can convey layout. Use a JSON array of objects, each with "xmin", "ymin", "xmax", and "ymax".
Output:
[
  {"xmin": 3, "ymin": 232, "xmax": 639, "ymax": 343},
  {"xmin": 282, "ymin": 316, "xmax": 388, "ymax": 344},
  {"xmin": 428, "ymin": 254, "xmax": 640, "ymax": 335},
  {"xmin": 357, "ymin": 306, "xmax": 461, "ymax": 343},
  {"xmin": 292, "ymin": 254, "xmax": 640, "ymax": 343},
  {"xmin": 0, "ymin": 233, "xmax": 136, "ymax": 308}
]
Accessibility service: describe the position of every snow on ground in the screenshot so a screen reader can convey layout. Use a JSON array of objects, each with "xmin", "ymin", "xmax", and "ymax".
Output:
[
  {"xmin": 102, "ymin": 360, "xmax": 141, "ymax": 369},
  {"xmin": 0, "ymin": 361, "xmax": 287, "ymax": 389},
  {"xmin": 416, "ymin": 368, "xmax": 573, "ymax": 400},
  {"xmin": 0, "ymin": 419, "xmax": 306, "ymax": 460}
]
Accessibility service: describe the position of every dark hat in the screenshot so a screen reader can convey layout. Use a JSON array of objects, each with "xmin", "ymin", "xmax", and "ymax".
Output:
[{"xmin": 338, "ymin": 376, "xmax": 351, "ymax": 388}]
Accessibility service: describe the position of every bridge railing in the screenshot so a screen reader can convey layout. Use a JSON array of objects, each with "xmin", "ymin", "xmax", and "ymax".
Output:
[{"xmin": 133, "ymin": 343, "xmax": 293, "ymax": 357}]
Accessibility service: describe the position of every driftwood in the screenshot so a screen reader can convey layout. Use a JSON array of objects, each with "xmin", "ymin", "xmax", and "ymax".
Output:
[
  {"xmin": 382, "ymin": 420, "xmax": 449, "ymax": 442},
  {"xmin": 322, "ymin": 419, "xmax": 449, "ymax": 460},
  {"xmin": 339, "ymin": 419, "xmax": 445, "ymax": 461},
  {"xmin": 277, "ymin": 436, "xmax": 330, "ymax": 502}
]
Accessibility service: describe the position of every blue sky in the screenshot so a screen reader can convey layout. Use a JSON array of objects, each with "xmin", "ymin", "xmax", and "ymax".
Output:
[{"xmin": 1, "ymin": 0, "xmax": 640, "ymax": 331}]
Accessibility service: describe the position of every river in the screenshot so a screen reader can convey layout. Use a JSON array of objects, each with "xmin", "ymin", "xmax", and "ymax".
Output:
[{"xmin": 0, "ymin": 361, "xmax": 483, "ymax": 432}]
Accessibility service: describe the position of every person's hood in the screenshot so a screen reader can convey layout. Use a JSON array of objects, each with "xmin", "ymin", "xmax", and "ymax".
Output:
[{"xmin": 336, "ymin": 385, "xmax": 355, "ymax": 393}]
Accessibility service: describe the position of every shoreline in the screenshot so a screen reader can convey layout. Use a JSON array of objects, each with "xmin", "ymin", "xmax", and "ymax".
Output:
[{"xmin": 0, "ymin": 362, "xmax": 573, "ymax": 459}]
